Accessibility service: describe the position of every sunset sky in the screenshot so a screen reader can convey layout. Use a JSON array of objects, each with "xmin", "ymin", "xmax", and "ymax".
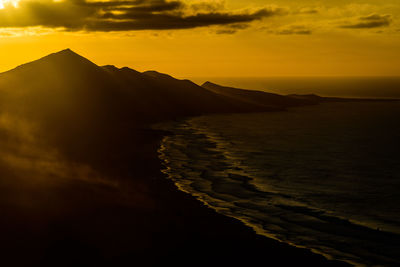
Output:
[{"xmin": 0, "ymin": 0, "xmax": 399, "ymax": 77}]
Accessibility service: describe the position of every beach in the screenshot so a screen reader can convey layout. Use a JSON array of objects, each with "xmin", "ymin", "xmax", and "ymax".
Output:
[
  {"xmin": 0, "ymin": 126, "xmax": 350, "ymax": 266},
  {"xmin": 157, "ymin": 102, "xmax": 400, "ymax": 266}
]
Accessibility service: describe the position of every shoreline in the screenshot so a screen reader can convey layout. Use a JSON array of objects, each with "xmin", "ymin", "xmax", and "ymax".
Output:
[
  {"xmin": 0, "ymin": 126, "xmax": 351, "ymax": 266},
  {"xmin": 146, "ymin": 128, "xmax": 351, "ymax": 266},
  {"xmin": 155, "ymin": 105, "xmax": 400, "ymax": 267},
  {"xmin": 159, "ymin": 101, "xmax": 399, "ymax": 266}
]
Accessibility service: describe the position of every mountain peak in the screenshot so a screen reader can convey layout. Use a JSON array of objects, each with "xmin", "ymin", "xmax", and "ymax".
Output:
[
  {"xmin": 202, "ymin": 81, "xmax": 216, "ymax": 87},
  {"xmin": 55, "ymin": 48, "xmax": 76, "ymax": 55},
  {"xmin": 1, "ymin": 49, "xmax": 98, "ymax": 76},
  {"xmin": 44, "ymin": 48, "xmax": 89, "ymax": 61}
]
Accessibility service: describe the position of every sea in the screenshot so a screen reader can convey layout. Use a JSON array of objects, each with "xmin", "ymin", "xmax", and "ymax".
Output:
[{"xmin": 155, "ymin": 77, "xmax": 400, "ymax": 266}]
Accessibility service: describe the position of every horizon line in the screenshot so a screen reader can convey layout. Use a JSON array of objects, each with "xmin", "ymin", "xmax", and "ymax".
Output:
[{"xmin": 184, "ymin": 75, "xmax": 400, "ymax": 78}]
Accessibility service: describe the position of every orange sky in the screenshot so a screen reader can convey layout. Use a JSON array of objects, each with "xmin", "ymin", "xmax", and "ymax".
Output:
[{"xmin": 0, "ymin": 0, "xmax": 399, "ymax": 77}]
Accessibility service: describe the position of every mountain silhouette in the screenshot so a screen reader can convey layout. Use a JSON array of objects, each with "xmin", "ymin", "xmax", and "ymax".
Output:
[
  {"xmin": 0, "ymin": 49, "xmax": 289, "ymax": 173},
  {"xmin": 2, "ymin": 49, "xmax": 374, "ymax": 165},
  {"xmin": 2, "ymin": 49, "xmax": 390, "ymax": 150},
  {"xmin": 201, "ymin": 81, "xmax": 318, "ymax": 107},
  {"xmin": 1, "ymin": 49, "xmax": 292, "ymax": 127}
]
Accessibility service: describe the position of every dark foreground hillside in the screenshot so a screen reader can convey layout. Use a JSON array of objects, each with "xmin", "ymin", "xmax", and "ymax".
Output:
[{"xmin": 0, "ymin": 50, "xmax": 350, "ymax": 266}]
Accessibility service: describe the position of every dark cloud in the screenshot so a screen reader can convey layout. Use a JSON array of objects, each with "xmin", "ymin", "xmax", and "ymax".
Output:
[
  {"xmin": 340, "ymin": 14, "xmax": 392, "ymax": 29},
  {"xmin": 93, "ymin": 9, "xmax": 272, "ymax": 31},
  {"xmin": 190, "ymin": 1, "xmax": 224, "ymax": 12},
  {"xmin": 0, "ymin": 0, "xmax": 283, "ymax": 32}
]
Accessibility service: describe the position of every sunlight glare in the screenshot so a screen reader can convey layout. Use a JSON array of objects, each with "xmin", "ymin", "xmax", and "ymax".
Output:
[{"xmin": 0, "ymin": 0, "xmax": 20, "ymax": 9}]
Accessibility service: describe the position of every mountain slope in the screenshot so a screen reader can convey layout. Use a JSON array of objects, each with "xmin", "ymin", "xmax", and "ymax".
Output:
[
  {"xmin": 0, "ymin": 49, "xmax": 281, "ymax": 166},
  {"xmin": 201, "ymin": 81, "xmax": 318, "ymax": 107},
  {"xmin": 0, "ymin": 50, "xmax": 278, "ymax": 127},
  {"xmin": 102, "ymin": 67, "xmax": 276, "ymax": 122},
  {"xmin": 0, "ymin": 49, "xmax": 117, "ymax": 125}
]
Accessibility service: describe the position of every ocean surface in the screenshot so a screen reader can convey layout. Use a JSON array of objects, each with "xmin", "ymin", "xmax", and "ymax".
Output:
[{"xmin": 156, "ymin": 101, "xmax": 400, "ymax": 266}]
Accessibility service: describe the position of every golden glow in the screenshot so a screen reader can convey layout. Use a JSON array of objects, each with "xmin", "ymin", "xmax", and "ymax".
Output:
[
  {"xmin": 0, "ymin": 0, "xmax": 399, "ymax": 77},
  {"xmin": 0, "ymin": 0, "xmax": 19, "ymax": 9}
]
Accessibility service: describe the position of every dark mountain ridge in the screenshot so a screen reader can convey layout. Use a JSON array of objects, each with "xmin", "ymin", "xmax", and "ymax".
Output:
[
  {"xmin": 201, "ymin": 81, "xmax": 318, "ymax": 107},
  {"xmin": 0, "ymin": 49, "xmax": 283, "ymax": 171},
  {"xmin": 0, "ymin": 49, "xmax": 287, "ymax": 125},
  {"xmin": 2, "ymin": 49, "xmax": 370, "ymax": 131},
  {"xmin": 1, "ymin": 49, "xmax": 393, "ymax": 157}
]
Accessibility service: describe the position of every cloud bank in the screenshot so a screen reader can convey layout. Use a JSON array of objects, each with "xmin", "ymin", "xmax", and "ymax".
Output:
[
  {"xmin": 341, "ymin": 14, "xmax": 392, "ymax": 29},
  {"xmin": 0, "ymin": 0, "xmax": 284, "ymax": 31}
]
